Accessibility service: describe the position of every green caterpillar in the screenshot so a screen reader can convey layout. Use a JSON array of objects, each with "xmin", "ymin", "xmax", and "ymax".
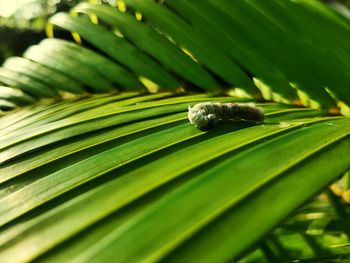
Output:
[{"xmin": 188, "ymin": 102, "xmax": 264, "ymax": 130}]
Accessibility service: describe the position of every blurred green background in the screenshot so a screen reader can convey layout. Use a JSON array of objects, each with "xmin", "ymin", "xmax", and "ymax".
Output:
[
  {"xmin": 1, "ymin": 0, "xmax": 350, "ymax": 65},
  {"xmin": 0, "ymin": 0, "xmax": 117, "ymax": 63}
]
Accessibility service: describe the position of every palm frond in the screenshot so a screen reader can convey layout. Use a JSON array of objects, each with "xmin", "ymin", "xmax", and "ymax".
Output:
[
  {"xmin": 0, "ymin": 93, "xmax": 349, "ymax": 262},
  {"xmin": 0, "ymin": 0, "xmax": 349, "ymax": 110},
  {"xmin": 0, "ymin": 1, "xmax": 350, "ymax": 262}
]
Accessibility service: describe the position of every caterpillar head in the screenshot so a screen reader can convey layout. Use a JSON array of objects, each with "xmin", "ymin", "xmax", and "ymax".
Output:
[{"xmin": 188, "ymin": 105, "xmax": 218, "ymax": 129}]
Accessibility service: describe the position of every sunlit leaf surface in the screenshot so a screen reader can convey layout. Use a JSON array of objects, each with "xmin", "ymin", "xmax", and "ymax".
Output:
[{"xmin": 0, "ymin": 94, "xmax": 349, "ymax": 262}]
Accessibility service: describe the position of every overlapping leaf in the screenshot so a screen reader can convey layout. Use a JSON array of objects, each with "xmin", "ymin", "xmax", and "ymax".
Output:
[{"xmin": 1, "ymin": 0, "xmax": 350, "ymax": 111}]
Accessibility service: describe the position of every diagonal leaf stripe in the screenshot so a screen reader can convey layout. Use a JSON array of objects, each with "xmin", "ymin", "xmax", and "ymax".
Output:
[
  {"xmin": 164, "ymin": 135, "xmax": 350, "ymax": 262},
  {"xmin": 0, "ymin": 94, "xmax": 229, "ymax": 163},
  {"xmin": 120, "ymin": 0, "xmax": 259, "ymax": 95},
  {"xmin": 0, "ymin": 108, "xmax": 322, "ymax": 224},
  {"xmin": 49, "ymin": 13, "xmax": 180, "ymax": 89},
  {"xmin": 209, "ymin": 0, "xmax": 336, "ymax": 107},
  {"xmin": 162, "ymin": 0, "xmax": 299, "ymax": 103},
  {"xmin": 72, "ymin": 3, "xmax": 219, "ymax": 91},
  {"xmin": 0, "ymin": 112, "xmax": 186, "ymax": 186},
  {"xmin": 2, "ymin": 101, "xmax": 292, "ymax": 221},
  {"xmin": 69, "ymin": 119, "xmax": 350, "ymax": 263},
  {"xmin": 0, "ymin": 92, "xmax": 140, "ymax": 135},
  {"xmin": 0, "ymin": 109, "xmax": 316, "ymax": 191},
  {"xmin": 37, "ymin": 39, "xmax": 143, "ymax": 90},
  {"xmin": 0, "ymin": 86, "xmax": 35, "ymax": 106},
  {"xmin": 0, "ymin": 68, "xmax": 59, "ymax": 98},
  {"xmin": 2, "ymin": 57, "xmax": 85, "ymax": 95},
  {"xmin": 24, "ymin": 45, "xmax": 114, "ymax": 93}
]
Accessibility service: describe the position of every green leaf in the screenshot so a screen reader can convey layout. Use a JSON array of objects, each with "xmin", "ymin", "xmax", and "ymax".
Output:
[
  {"xmin": 24, "ymin": 44, "xmax": 114, "ymax": 93},
  {"xmin": 0, "ymin": 94, "xmax": 349, "ymax": 262},
  {"xmin": 123, "ymin": 0, "xmax": 259, "ymax": 95},
  {"xmin": 49, "ymin": 13, "xmax": 181, "ymax": 89},
  {"xmin": 0, "ymin": 68, "xmax": 58, "ymax": 98},
  {"xmin": 38, "ymin": 39, "xmax": 143, "ymax": 90},
  {"xmin": 2, "ymin": 57, "xmax": 85, "ymax": 95},
  {"xmin": 73, "ymin": 3, "xmax": 219, "ymax": 91},
  {"xmin": 0, "ymin": 86, "xmax": 35, "ymax": 105}
]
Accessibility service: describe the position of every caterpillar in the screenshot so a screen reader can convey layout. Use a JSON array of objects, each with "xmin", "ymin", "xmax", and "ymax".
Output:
[{"xmin": 188, "ymin": 102, "xmax": 264, "ymax": 130}]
